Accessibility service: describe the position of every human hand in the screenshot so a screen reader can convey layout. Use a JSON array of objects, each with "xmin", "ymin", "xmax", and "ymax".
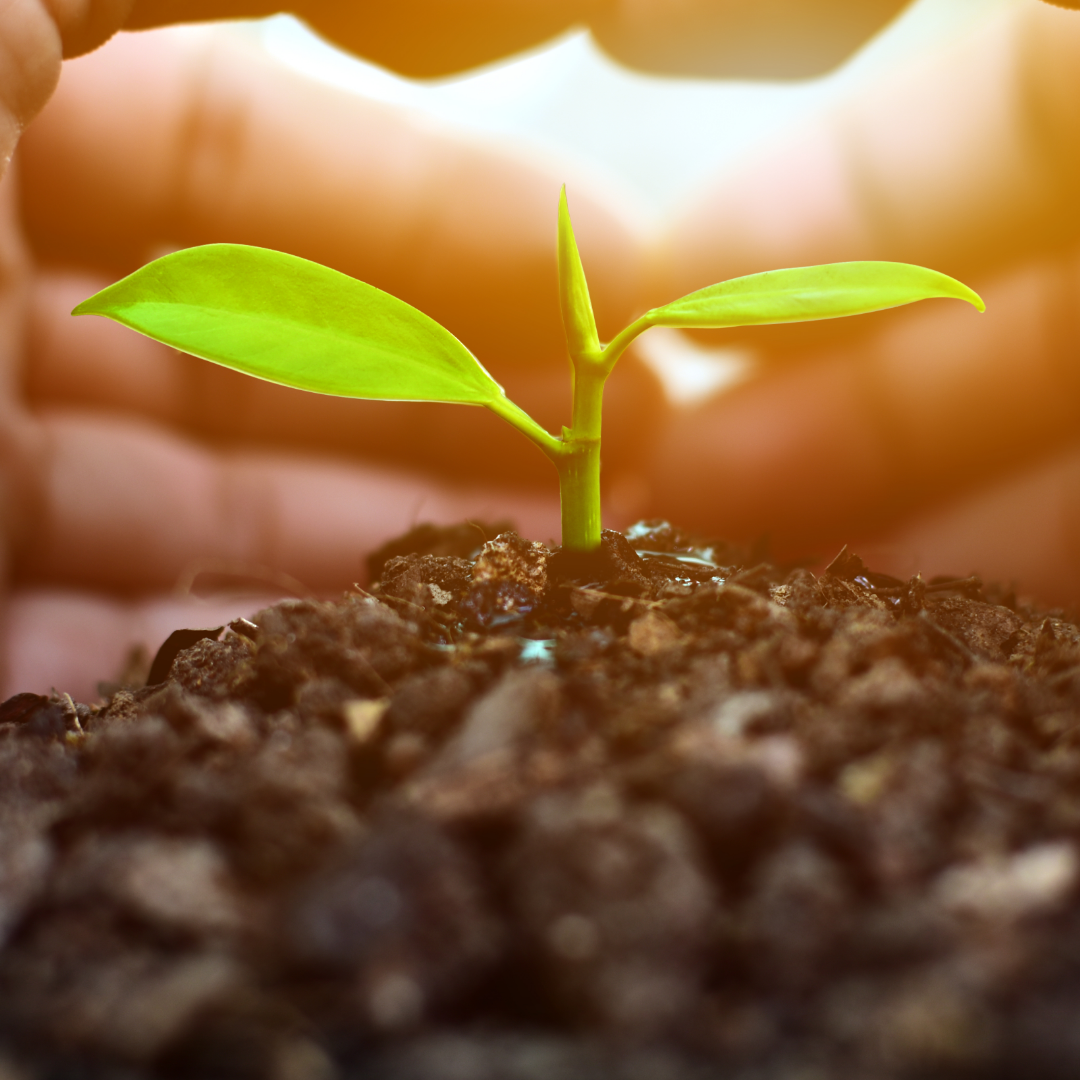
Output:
[
  {"xmin": 13, "ymin": 0, "xmax": 895, "ymax": 700},
  {"xmin": 641, "ymin": 0, "xmax": 1080, "ymax": 606},
  {"xmin": 5, "ymin": 0, "xmax": 1065, "ymax": 701},
  {"xmin": 123, "ymin": 0, "xmax": 912, "ymax": 80},
  {"xmin": 3, "ymin": 16, "xmax": 664, "ymax": 699}
]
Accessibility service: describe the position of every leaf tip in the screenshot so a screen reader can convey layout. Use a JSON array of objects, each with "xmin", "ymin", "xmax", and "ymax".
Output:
[
  {"xmin": 70, "ymin": 296, "xmax": 101, "ymax": 317},
  {"xmin": 953, "ymin": 281, "xmax": 986, "ymax": 313},
  {"xmin": 71, "ymin": 282, "xmax": 123, "ymax": 318},
  {"xmin": 558, "ymin": 184, "xmax": 570, "ymax": 230}
]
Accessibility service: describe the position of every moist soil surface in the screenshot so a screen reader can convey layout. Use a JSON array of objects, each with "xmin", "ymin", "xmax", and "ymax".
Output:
[{"xmin": 3, "ymin": 522, "xmax": 1080, "ymax": 1079}]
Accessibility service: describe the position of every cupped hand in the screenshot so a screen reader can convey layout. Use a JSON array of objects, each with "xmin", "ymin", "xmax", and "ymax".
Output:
[
  {"xmin": 644, "ymin": 0, "xmax": 1080, "ymax": 605},
  {"xmin": 15, "ymin": 0, "xmax": 835, "ymax": 700},
  {"xmin": 3, "ymin": 19, "xmax": 662, "ymax": 699},
  {"xmin": 7, "ymin": 0, "xmax": 1077, "ymax": 701}
]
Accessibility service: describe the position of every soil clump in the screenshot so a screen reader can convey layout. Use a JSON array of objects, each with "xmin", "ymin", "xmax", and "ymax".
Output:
[{"xmin": 2, "ymin": 521, "xmax": 1080, "ymax": 1078}]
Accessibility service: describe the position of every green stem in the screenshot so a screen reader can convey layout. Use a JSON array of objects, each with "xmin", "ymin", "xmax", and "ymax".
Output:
[
  {"xmin": 558, "ymin": 355, "xmax": 607, "ymax": 551},
  {"xmin": 600, "ymin": 312, "xmax": 654, "ymax": 372},
  {"xmin": 550, "ymin": 312, "xmax": 663, "ymax": 551},
  {"xmin": 484, "ymin": 348, "xmax": 610, "ymax": 553},
  {"xmin": 556, "ymin": 437, "xmax": 601, "ymax": 551},
  {"xmin": 485, "ymin": 394, "xmax": 563, "ymax": 458}
]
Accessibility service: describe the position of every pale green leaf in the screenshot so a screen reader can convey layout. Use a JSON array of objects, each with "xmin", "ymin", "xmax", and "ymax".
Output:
[
  {"xmin": 557, "ymin": 186, "xmax": 600, "ymax": 359},
  {"xmin": 646, "ymin": 261, "xmax": 985, "ymax": 330},
  {"xmin": 73, "ymin": 244, "xmax": 504, "ymax": 405}
]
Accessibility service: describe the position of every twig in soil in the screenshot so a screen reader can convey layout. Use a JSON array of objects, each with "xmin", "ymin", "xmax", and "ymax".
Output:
[{"xmin": 916, "ymin": 610, "xmax": 979, "ymax": 667}]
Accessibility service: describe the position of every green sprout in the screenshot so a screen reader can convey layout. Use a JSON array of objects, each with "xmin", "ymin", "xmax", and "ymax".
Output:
[{"xmin": 74, "ymin": 188, "xmax": 984, "ymax": 553}]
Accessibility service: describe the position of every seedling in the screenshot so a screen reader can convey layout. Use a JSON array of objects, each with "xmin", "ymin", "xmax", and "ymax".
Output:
[{"xmin": 74, "ymin": 188, "xmax": 983, "ymax": 552}]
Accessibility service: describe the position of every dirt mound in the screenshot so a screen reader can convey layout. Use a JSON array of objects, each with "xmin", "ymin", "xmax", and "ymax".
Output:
[{"xmin": 2, "ymin": 522, "xmax": 1080, "ymax": 1078}]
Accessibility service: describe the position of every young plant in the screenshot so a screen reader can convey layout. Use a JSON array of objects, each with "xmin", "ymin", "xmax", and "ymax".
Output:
[{"xmin": 74, "ymin": 188, "xmax": 983, "ymax": 553}]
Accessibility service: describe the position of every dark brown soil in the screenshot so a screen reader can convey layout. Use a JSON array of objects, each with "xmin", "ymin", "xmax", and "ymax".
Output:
[{"xmin": 3, "ymin": 521, "xmax": 1080, "ymax": 1079}]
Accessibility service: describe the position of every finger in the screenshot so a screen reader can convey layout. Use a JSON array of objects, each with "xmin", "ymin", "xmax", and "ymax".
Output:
[
  {"xmin": 657, "ymin": 1, "xmax": 1080, "ymax": 355},
  {"xmin": 859, "ymin": 443, "xmax": 1080, "ymax": 609},
  {"xmin": 642, "ymin": 242, "xmax": 1080, "ymax": 557},
  {"xmin": 2, "ymin": 588, "xmax": 287, "ymax": 701},
  {"xmin": 591, "ymin": 0, "xmax": 908, "ymax": 79},
  {"xmin": 0, "ymin": 0, "xmax": 146, "ymax": 178},
  {"xmin": 14, "ymin": 410, "xmax": 561, "ymax": 593},
  {"xmin": 0, "ymin": 0, "xmax": 58, "ymax": 173},
  {"xmin": 126, "ymin": 1, "xmax": 912, "ymax": 80},
  {"xmin": 26, "ymin": 270, "xmax": 187, "ymax": 426},
  {"xmin": 19, "ymin": 28, "xmax": 645, "ymax": 363},
  {"xmin": 127, "ymin": 0, "xmax": 599, "ymax": 79},
  {"xmin": 27, "ymin": 268, "xmax": 665, "ymax": 486}
]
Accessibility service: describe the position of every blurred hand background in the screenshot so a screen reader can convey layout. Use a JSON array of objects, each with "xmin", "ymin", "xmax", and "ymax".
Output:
[
  {"xmin": 645, "ymin": 0, "xmax": 1080, "ymax": 601},
  {"xmin": 2, "ymin": 0, "xmax": 1078, "ymax": 698}
]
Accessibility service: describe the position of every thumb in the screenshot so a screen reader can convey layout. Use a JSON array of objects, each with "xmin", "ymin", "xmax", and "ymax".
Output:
[
  {"xmin": 0, "ymin": 0, "xmax": 135, "ymax": 179},
  {"xmin": 55, "ymin": 0, "xmax": 136, "ymax": 59}
]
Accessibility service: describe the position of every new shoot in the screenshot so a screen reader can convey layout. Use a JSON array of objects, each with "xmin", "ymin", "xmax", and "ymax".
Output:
[{"xmin": 74, "ymin": 188, "xmax": 984, "ymax": 553}]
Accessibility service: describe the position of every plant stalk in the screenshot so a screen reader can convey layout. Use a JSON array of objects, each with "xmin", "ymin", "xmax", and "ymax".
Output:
[
  {"xmin": 483, "ymin": 365, "xmax": 605, "ymax": 552},
  {"xmin": 556, "ymin": 436, "xmax": 602, "ymax": 551},
  {"xmin": 557, "ymin": 355, "xmax": 607, "ymax": 552}
]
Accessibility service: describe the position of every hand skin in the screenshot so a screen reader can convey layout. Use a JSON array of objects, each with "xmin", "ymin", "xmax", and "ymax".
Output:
[
  {"xmin": 0, "ymin": 0, "xmax": 938, "ymax": 698},
  {"xmin": 3, "ymin": 0, "xmax": 1078, "ymax": 697},
  {"xmin": 1, "ymin": 0, "xmax": 914, "ymax": 175},
  {"xmin": 634, "ymin": 0, "xmax": 1080, "ymax": 606},
  {"xmin": 3, "ymin": 4, "xmax": 639, "ymax": 699}
]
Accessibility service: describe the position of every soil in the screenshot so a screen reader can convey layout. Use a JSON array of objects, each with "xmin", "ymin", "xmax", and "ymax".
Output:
[{"xmin": 2, "ymin": 521, "xmax": 1080, "ymax": 1079}]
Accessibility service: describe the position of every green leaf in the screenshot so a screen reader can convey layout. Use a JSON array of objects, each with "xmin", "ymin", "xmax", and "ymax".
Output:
[
  {"xmin": 73, "ymin": 244, "xmax": 505, "ymax": 405},
  {"xmin": 557, "ymin": 186, "xmax": 600, "ymax": 360},
  {"xmin": 646, "ymin": 261, "xmax": 985, "ymax": 330}
]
